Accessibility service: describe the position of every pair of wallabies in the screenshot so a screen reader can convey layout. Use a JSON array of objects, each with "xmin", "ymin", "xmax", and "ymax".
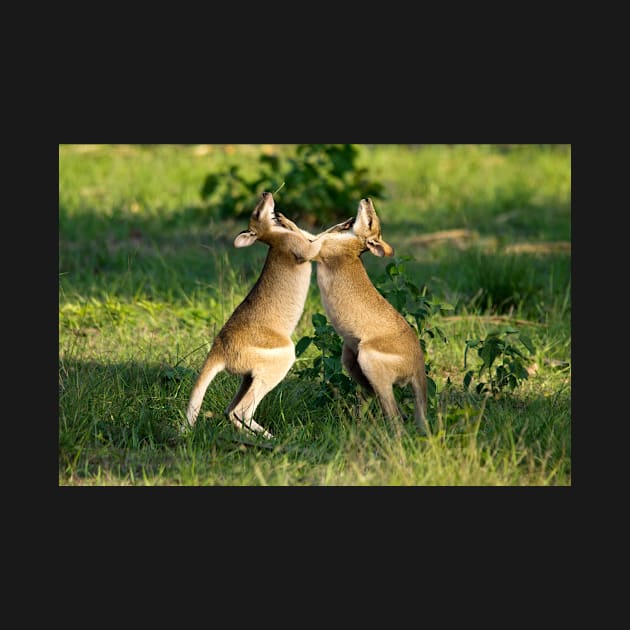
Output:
[{"xmin": 186, "ymin": 192, "xmax": 427, "ymax": 439}]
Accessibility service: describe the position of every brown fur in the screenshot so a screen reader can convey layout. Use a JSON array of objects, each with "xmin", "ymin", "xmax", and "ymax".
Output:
[
  {"xmin": 280, "ymin": 198, "xmax": 428, "ymax": 431},
  {"xmin": 186, "ymin": 192, "xmax": 322, "ymax": 438}
]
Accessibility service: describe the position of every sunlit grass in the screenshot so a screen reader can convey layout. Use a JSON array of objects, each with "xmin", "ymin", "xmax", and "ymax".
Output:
[{"xmin": 59, "ymin": 144, "xmax": 571, "ymax": 486}]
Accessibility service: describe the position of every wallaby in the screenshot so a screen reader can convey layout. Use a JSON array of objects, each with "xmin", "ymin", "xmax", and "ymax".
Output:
[
  {"xmin": 186, "ymin": 191, "xmax": 322, "ymax": 439},
  {"xmin": 277, "ymin": 198, "xmax": 428, "ymax": 432}
]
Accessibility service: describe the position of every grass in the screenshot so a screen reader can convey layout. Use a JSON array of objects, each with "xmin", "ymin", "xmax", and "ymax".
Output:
[{"xmin": 58, "ymin": 143, "xmax": 571, "ymax": 486}]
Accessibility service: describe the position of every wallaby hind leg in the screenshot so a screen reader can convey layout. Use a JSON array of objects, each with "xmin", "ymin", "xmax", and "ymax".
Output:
[
  {"xmin": 372, "ymin": 383, "xmax": 403, "ymax": 422},
  {"xmin": 356, "ymin": 349, "xmax": 404, "ymax": 430},
  {"xmin": 226, "ymin": 373, "xmax": 276, "ymax": 438},
  {"xmin": 342, "ymin": 344, "xmax": 374, "ymax": 394},
  {"xmin": 412, "ymin": 375, "xmax": 429, "ymax": 435},
  {"xmin": 226, "ymin": 373, "xmax": 253, "ymax": 417},
  {"xmin": 225, "ymin": 373, "xmax": 255, "ymax": 433},
  {"xmin": 228, "ymin": 345, "xmax": 295, "ymax": 439},
  {"xmin": 228, "ymin": 377, "xmax": 279, "ymax": 439}
]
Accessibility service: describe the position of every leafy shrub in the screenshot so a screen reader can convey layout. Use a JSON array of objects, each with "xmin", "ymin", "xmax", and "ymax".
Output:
[
  {"xmin": 295, "ymin": 313, "xmax": 359, "ymax": 407},
  {"xmin": 374, "ymin": 256, "xmax": 453, "ymax": 406},
  {"xmin": 200, "ymin": 144, "xmax": 386, "ymax": 226},
  {"xmin": 296, "ymin": 257, "xmax": 451, "ymax": 410},
  {"xmin": 463, "ymin": 329, "xmax": 535, "ymax": 396},
  {"xmin": 375, "ymin": 256, "xmax": 452, "ymax": 353}
]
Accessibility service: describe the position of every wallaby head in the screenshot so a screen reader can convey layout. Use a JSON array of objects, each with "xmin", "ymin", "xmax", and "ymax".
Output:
[
  {"xmin": 314, "ymin": 198, "xmax": 395, "ymax": 259},
  {"xmin": 233, "ymin": 191, "xmax": 292, "ymax": 248},
  {"xmin": 354, "ymin": 198, "xmax": 394, "ymax": 257}
]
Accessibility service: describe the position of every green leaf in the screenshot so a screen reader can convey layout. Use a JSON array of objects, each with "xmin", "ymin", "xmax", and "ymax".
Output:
[
  {"xmin": 478, "ymin": 337, "xmax": 505, "ymax": 369},
  {"xmin": 295, "ymin": 336, "xmax": 312, "ymax": 357},
  {"xmin": 480, "ymin": 342, "xmax": 501, "ymax": 370},
  {"xmin": 511, "ymin": 361, "xmax": 529, "ymax": 380},
  {"xmin": 200, "ymin": 174, "xmax": 219, "ymax": 200},
  {"xmin": 323, "ymin": 356, "xmax": 341, "ymax": 374},
  {"xmin": 463, "ymin": 370, "xmax": 473, "ymax": 391},
  {"xmin": 519, "ymin": 334, "xmax": 535, "ymax": 354},
  {"xmin": 312, "ymin": 313, "xmax": 327, "ymax": 328},
  {"xmin": 259, "ymin": 154, "xmax": 280, "ymax": 171},
  {"xmin": 506, "ymin": 345, "xmax": 526, "ymax": 360}
]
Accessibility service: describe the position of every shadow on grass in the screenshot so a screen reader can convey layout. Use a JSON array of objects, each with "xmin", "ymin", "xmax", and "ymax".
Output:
[
  {"xmin": 59, "ymin": 358, "xmax": 571, "ymax": 484},
  {"xmin": 58, "ymin": 359, "xmax": 320, "ymax": 473},
  {"xmin": 59, "ymin": 191, "xmax": 570, "ymax": 305}
]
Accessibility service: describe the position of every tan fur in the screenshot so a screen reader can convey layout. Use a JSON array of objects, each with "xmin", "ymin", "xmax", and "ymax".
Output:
[
  {"xmin": 186, "ymin": 192, "xmax": 322, "ymax": 438},
  {"xmin": 279, "ymin": 198, "xmax": 428, "ymax": 431}
]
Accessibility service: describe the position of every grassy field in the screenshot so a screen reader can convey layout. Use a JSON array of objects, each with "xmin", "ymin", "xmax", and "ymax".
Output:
[{"xmin": 58, "ymin": 144, "xmax": 571, "ymax": 485}]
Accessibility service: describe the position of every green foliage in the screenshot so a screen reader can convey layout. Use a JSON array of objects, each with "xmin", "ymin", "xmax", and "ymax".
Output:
[
  {"xmin": 463, "ymin": 329, "xmax": 535, "ymax": 396},
  {"xmin": 295, "ymin": 313, "xmax": 360, "ymax": 406},
  {"xmin": 58, "ymin": 144, "xmax": 571, "ymax": 486},
  {"xmin": 295, "ymin": 258, "xmax": 452, "ymax": 409},
  {"xmin": 375, "ymin": 256, "xmax": 453, "ymax": 404},
  {"xmin": 375, "ymin": 256, "xmax": 453, "ymax": 351},
  {"xmin": 200, "ymin": 144, "xmax": 386, "ymax": 225}
]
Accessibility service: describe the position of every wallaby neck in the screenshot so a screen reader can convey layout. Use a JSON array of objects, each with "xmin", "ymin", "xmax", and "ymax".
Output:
[{"xmin": 317, "ymin": 252, "xmax": 369, "ymax": 279}]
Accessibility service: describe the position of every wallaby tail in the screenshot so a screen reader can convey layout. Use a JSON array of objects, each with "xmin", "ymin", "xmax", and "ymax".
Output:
[
  {"xmin": 412, "ymin": 373, "xmax": 429, "ymax": 435},
  {"xmin": 186, "ymin": 341, "xmax": 226, "ymax": 427}
]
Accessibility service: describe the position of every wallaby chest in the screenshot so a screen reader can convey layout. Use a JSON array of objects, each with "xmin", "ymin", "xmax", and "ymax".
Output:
[
  {"xmin": 249, "ymin": 251, "xmax": 312, "ymax": 333},
  {"xmin": 316, "ymin": 259, "xmax": 373, "ymax": 339}
]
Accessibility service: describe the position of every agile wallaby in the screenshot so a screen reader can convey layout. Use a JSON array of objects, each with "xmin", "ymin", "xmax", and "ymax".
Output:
[
  {"xmin": 278, "ymin": 198, "xmax": 428, "ymax": 431},
  {"xmin": 186, "ymin": 191, "xmax": 321, "ymax": 439}
]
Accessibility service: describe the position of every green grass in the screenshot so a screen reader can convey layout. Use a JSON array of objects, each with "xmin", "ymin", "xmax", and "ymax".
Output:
[{"xmin": 58, "ymin": 143, "xmax": 571, "ymax": 485}]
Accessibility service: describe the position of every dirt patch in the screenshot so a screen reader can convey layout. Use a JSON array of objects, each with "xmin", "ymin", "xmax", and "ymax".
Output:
[
  {"xmin": 408, "ymin": 228, "xmax": 478, "ymax": 248},
  {"xmin": 503, "ymin": 241, "xmax": 570, "ymax": 255}
]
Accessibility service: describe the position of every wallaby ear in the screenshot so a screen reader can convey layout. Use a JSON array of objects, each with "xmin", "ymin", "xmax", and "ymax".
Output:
[
  {"xmin": 366, "ymin": 238, "xmax": 394, "ymax": 258},
  {"xmin": 234, "ymin": 230, "xmax": 258, "ymax": 248}
]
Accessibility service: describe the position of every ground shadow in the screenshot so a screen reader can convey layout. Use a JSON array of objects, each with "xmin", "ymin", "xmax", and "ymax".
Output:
[
  {"xmin": 59, "ymin": 186, "xmax": 570, "ymax": 306},
  {"xmin": 59, "ymin": 358, "xmax": 571, "ymax": 484}
]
